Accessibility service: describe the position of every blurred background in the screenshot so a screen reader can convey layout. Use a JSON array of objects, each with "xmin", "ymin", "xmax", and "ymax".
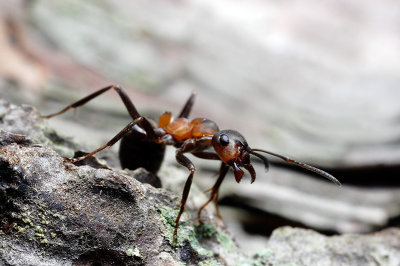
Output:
[{"xmin": 0, "ymin": 0, "xmax": 399, "ymax": 253}]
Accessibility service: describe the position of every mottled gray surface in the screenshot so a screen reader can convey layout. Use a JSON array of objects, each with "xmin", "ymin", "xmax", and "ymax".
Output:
[
  {"xmin": 1, "ymin": 100, "xmax": 400, "ymax": 266},
  {"xmin": 265, "ymin": 227, "xmax": 400, "ymax": 266},
  {"xmin": 1, "ymin": 1, "xmax": 399, "ymax": 263},
  {"xmin": 0, "ymin": 100, "xmax": 244, "ymax": 265},
  {"xmin": 1, "ymin": 0, "xmax": 399, "ymax": 239}
]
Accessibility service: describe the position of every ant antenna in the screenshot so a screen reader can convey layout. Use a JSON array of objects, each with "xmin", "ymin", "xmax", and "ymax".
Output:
[{"xmin": 249, "ymin": 148, "xmax": 342, "ymax": 186}]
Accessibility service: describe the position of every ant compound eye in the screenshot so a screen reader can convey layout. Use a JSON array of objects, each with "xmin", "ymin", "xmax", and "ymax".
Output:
[{"xmin": 219, "ymin": 134, "xmax": 230, "ymax": 146}]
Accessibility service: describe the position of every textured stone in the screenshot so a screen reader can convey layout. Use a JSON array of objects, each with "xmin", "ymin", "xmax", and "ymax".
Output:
[
  {"xmin": 0, "ymin": 100, "xmax": 242, "ymax": 265},
  {"xmin": 1, "ymin": 100, "xmax": 399, "ymax": 265}
]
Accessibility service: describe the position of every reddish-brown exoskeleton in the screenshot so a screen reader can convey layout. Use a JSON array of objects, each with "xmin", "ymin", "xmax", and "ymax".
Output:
[{"xmin": 41, "ymin": 85, "xmax": 341, "ymax": 244}]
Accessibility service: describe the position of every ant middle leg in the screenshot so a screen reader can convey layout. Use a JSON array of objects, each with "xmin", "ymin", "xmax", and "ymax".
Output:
[
  {"xmin": 174, "ymin": 152, "xmax": 195, "ymax": 244},
  {"xmin": 173, "ymin": 139, "xmax": 198, "ymax": 243},
  {"xmin": 66, "ymin": 117, "xmax": 147, "ymax": 163}
]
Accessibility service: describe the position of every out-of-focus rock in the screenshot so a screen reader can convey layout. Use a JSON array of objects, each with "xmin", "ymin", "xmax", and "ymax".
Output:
[
  {"xmin": 263, "ymin": 227, "xmax": 400, "ymax": 266},
  {"xmin": 0, "ymin": 1, "xmax": 48, "ymax": 91},
  {"xmin": 27, "ymin": 0, "xmax": 400, "ymax": 169}
]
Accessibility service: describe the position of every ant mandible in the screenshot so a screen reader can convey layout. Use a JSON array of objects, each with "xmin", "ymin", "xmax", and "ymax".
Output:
[{"xmin": 41, "ymin": 85, "xmax": 341, "ymax": 244}]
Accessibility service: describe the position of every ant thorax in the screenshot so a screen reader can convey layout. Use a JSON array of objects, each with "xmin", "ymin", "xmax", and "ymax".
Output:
[{"xmin": 158, "ymin": 113, "xmax": 219, "ymax": 142}]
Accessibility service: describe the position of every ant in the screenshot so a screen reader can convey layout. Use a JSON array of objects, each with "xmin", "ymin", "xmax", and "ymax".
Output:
[{"xmin": 41, "ymin": 85, "xmax": 341, "ymax": 244}]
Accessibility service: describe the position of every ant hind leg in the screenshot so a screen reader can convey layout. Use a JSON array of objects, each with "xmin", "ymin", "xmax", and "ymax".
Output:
[
  {"xmin": 178, "ymin": 92, "xmax": 196, "ymax": 118},
  {"xmin": 41, "ymin": 84, "xmax": 157, "ymax": 141},
  {"xmin": 41, "ymin": 85, "xmax": 141, "ymax": 119}
]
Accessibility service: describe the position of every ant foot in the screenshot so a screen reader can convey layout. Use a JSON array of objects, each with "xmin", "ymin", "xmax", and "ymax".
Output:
[
  {"xmin": 63, "ymin": 157, "xmax": 79, "ymax": 163},
  {"xmin": 197, "ymin": 217, "xmax": 204, "ymax": 224},
  {"xmin": 196, "ymin": 210, "xmax": 206, "ymax": 224},
  {"xmin": 172, "ymin": 228, "xmax": 179, "ymax": 245}
]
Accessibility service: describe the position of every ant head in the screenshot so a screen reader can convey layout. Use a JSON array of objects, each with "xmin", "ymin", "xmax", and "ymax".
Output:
[
  {"xmin": 212, "ymin": 130, "xmax": 264, "ymax": 184},
  {"xmin": 212, "ymin": 130, "xmax": 341, "ymax": 186}
]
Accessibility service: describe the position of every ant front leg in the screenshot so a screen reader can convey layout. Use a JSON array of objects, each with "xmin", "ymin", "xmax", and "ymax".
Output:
[
  {"xmin": 191, "ymin": 150, "xmax": 228, "ymax": 220},
  {"xmin": 197, "ymin": 162, "xmax": 229, "ymax": 221}
]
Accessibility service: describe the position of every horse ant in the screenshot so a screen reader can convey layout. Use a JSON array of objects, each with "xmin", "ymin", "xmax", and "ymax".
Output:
[{"xmin": 41, "ymin": 85, "xmax": 341, "ymax": 244}]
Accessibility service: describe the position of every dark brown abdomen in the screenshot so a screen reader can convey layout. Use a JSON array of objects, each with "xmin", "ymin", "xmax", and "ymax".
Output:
[{"xmin": 119, "ymin": 126, "xmax": 165, "ymax": 174}]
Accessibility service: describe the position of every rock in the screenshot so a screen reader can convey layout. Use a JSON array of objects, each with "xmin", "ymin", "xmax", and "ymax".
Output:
[
  {"xmin": 1, "ymin": 100, "xmax": 399, "ymax": 265},
  {"xmin": 1, "ymin": 0, "xmax": 399, "ymax": 244},
  {"xmin": 263, "ymin": 227, "xmax": 400, "ymax": 266},
  {"xmin": 0, "ymin": 99, "xmax": 242, "ymax": 265}
]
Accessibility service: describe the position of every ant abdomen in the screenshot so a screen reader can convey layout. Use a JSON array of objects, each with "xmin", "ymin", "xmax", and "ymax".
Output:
[{"xmin": 119, "ymin": 126, "xmax": 166, "ymax": 174}]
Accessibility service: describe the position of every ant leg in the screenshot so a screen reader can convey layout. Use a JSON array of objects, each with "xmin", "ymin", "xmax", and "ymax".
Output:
[
  {"xmin": 178, "ymin": 92, "xmax": 196, "ymax": 118},
  {"xmin": 213, "ymin": 190, "xmax": 221, "ymax": 219},
  {"xmin": 41, "ymin": 85, "xmax": 140, "ymax": 119},
  {"xmin": 192, "ymin": 151, "xmax": 227, "ymax": 218},
  {"xmin": 66, "ymin": 117, "xmax": 145, "ymax": 163},
  {"xmin": 197, "ymin": 162, "xmax": 228, "ymax": 222},
  {"xmin": 41, "ymin": 85, "xmax": 157, "ymax": 141},
  {"xmin": 173, "ymin": 141, "xmax": 197, "ymax": 244}
]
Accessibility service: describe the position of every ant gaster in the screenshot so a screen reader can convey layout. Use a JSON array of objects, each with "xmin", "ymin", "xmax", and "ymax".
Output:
[{"xmin": 41, "ymin": 85, "xmax": 341, "ymax": 244}]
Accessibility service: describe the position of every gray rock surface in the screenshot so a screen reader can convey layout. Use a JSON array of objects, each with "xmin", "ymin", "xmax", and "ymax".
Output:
[
  {"xmin": 266, "ymin": 227, "xmax": 400, "ymax": 266},
  {"xmin": 0, "ymin": 100, "xmax": 243, "ymax": 265},
  {"xmin": 1, "ymin": 0, "xmax": 399, "ymax": 241},
  {"xmin": 1, "ymin": 100, "xmax": 400, "ymax": 266}
]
